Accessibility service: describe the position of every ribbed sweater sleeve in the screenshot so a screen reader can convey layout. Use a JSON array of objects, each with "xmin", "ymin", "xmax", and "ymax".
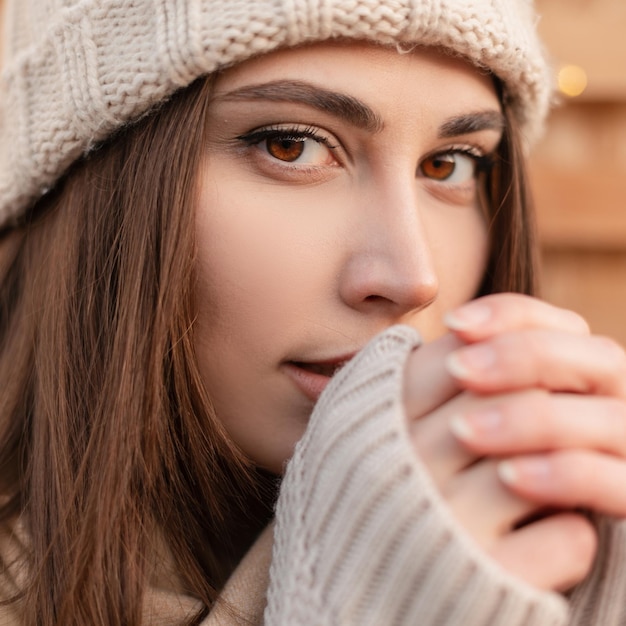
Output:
[
  {"xmin": 264, "ymin": 325, "xmax": 569, "ymax": 626},
  {"xmin": 568, "ymin": 515, "xmax": 626, "ymax": 624}
]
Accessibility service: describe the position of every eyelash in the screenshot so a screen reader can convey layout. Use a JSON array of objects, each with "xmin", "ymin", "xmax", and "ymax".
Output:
[
  {"xmin": 455, "ymin": 148, "xmax": 495, "ymax": 174},
  {"xmin": 236, "ymin": 126, "xmax": 496, "ymax": 182},
  {"xmin": 421, "ymin": 146, "xmax": 495, "ymax": 176},
  {"xmin": 237, "ymin": 125, "xmax": 339, "ymax": 152}
]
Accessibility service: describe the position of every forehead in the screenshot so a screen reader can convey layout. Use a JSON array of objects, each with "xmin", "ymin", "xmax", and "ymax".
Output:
[{"xmin": 213, "ymin": 41, "xmax": 501, "ymax": 119}]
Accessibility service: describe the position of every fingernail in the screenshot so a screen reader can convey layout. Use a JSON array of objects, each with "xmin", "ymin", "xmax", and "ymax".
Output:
[
  {"xmin": 449, "ymin": 415, "xmax": 474, "ymax": 440},
  {"xmin": 450, "ymin": 409, "xmax": 502, "ymax": 441},
  {"xmin": 446, "ymin": 345, "xmax": 497, "ymax": 380},
  {"xmin": 498, "ymin": 458, "xmax": 551, "ymax": 486},
  {"xmin": 444, "ymin": 303, "xmax": 492, "ymax": 331}
]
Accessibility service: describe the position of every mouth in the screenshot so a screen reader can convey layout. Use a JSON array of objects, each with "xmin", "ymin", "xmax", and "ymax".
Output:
[
  {"xmin": 282, "ymin": 355, "xmax": 354, "ymax": 402},
  {"xmin": 290, "ymin": 360, "xmax": 348, "ymax": 377}
]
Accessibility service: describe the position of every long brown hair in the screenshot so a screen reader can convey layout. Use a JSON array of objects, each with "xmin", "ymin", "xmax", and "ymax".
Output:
[
  {"xmin": 480, "ymin": 94, "xmax": 539, "ymax": 297},
  {"xmin": 0, "ymin": 72, "xmax": 535, "ymax": 624},
  {"xmin": 0, "ymin": 77, "xmax": 275, "ymax": 625}
]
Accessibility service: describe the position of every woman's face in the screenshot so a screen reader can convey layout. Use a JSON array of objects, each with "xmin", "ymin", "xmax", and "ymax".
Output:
[{"xmin": 195, "ymin": 43, "xmax": 502, "ymax": 473}]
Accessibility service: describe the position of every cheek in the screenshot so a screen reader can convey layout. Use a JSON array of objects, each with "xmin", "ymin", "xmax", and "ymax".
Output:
[
  {"xmin": 193, "ymin": 173, "xmax": 331, "ymax": 340},
  {"xmin": 195, "ymin": 202, "xmax": 291, "ymax": 337},
  {"xmin": 430, "ymin": 208, "xmax": 489, "ymax": 306}
]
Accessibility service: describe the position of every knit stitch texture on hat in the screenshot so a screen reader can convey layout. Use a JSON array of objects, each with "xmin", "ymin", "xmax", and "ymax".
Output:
[{"xmin": 0, "ymin": 0, "xmax": 552, "ymax": 227}]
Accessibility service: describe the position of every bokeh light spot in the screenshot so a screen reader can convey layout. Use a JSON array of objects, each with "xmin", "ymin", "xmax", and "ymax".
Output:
[{"xmin": 558, "ymin": 65, "xmax": 588, "ymax": 97}]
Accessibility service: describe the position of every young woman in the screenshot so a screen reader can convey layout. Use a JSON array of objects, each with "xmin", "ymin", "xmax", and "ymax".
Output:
[{"xmin": 1, "ymin": 1, "xmax": 626, "ymax": 624}]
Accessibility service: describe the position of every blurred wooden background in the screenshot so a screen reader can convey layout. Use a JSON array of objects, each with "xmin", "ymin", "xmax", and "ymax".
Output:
[{"xmin": 533, "ymin": 0, "xmax": 626, "ymax": 345}]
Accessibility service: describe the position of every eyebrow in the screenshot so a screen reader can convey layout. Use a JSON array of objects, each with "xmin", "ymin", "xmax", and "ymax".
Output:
[
  {"xmin": 217, "ymin": 79, "xmax": 505, "ymax": 138},
  {"xmin": 217, "ymin": 80, "xmax": 384, "ymax": 132},
  {"xmin": 438, "ymin": 111, "xmax": 505, "ymax": 138}
]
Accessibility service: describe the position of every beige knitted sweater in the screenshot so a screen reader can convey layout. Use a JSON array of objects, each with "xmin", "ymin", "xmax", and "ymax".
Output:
[{"xmin": 2, "ymin": 326, "xmax": 626, "ymax": 625}]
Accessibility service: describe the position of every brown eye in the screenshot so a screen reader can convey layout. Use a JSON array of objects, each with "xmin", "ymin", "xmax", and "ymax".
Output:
[
  {"xmin": 258, "ymin": 131, "xmax": 336, "ymax": 166},
  {"xmin": 419, "ymin": 151, "xmax": 477, "ymax": 184},
  {"xmin": 266, "ymin": 137, "xmax": 306, "ymax": 162},
  {"xmin": 240, "ymin": 127, "xmax": 339, "ymax": 168},
  {"xmin": 420, "ymin": 154, "xmax": 456, "ymax": 180}
]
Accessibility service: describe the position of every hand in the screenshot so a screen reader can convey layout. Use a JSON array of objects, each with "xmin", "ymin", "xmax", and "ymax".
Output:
[
  {"xmin": 446, "ymin": 293, "xmax": 626, "ymax": 514},
  {"xmin": 402, "ymin": 294, "xmax": 626, "ymax": 592}
]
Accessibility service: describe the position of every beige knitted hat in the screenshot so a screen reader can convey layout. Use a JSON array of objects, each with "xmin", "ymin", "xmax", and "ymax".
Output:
[{"xmin": 0, "ymin": 0, "xmax": 552, "ymax": 228}]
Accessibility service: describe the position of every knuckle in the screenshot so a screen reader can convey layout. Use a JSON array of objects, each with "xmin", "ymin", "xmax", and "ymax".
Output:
[
  {"xmin": 543, "ymin": 301, "xmax": 590, "ymax": 335},
  {"xmin": 597, "ymin": 335, "xmax": 626, "ymax": 368},
  {"xmin": 594, "ymin": 336, "xmax": 626, "ymax": 395},
  {"xmin": 499, "ymin": 330, "xmax": 544, "ymax": 371},
  {"xmin": 526, "ymin": 389, "xmax": 558, "ymax": 442},
  {"xmin": 605, "ymin": 399, "xmax": 626, "ymax": 455},
  {"xmin": 504, "ymin": 389, "xmax": 551, "ymax": 437},
  {"xmin": 494, "ymin": 331, "xmax": 527, "ymax": 364},
  {"xmin": 552, "ymin": 450, "xmax": 590, "ymax": 487},
  {"xmin": 523, "ymin": 388, "xmax": 551, "ymax": 413},
  {"xmin": 564, "ymin": 309, "xmax": 590, "ymax": 335},
  {"xmin": 525, "ymin": 329, "xmax": 546, "ymax": 356}
]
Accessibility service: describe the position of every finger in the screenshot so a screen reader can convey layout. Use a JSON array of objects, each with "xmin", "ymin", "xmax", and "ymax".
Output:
[
  {"xmin": 444, "ymin": 293, "xmax": 589, "ymax": 342},
  {"xmin": 409, "ymin": 390, "xmax": 480, "ymax": 486},
  {"xmin": 489, "ymin": 513, "xmax": 597, "ymax": 592},
  {"xmin": 450, "ymin": 390, "xmax": 626, "ymax": 458},
  {"xmin": 443, "ymin": 459, "xmax": 540, "ymax": 547},
  {"xmin": 497, "ymin": 450, "xmax": 626, "ymax": 518},
  {"xmin": 403, "ymin": 332, "xmax": 464, "ymax": 418},
  {"xmin": 446, "ymin": 330, "xmax": 626, "ymax": 398}
]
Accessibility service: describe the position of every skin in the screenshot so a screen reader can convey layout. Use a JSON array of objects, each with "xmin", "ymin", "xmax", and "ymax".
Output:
[
  {"xmin": 195, "ymin": 43, "xmax": 497, "ymax": 471},
  {"xmin": 405, "ymin": 294, "xmax": 626, "ymax": 591},
  {"xmin": 193, "ymin": 42, "xmax": 626, "ymax": 595}
]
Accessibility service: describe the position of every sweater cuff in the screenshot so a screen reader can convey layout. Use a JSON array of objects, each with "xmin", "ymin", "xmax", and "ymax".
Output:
[{"xmin": 266, "ymin": 325, "xmax": 569, "ymax": 626}]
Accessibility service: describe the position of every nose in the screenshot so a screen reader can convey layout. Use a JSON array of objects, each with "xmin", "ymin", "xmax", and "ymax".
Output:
[{"xmin": 338, "ymin": 181, "xmax": 439, "ymax": 316}]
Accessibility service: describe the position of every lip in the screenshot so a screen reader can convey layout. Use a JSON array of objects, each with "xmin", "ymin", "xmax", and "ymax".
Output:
[{"xmin": 282, "ymin": 353, "xmax": 356, "ymax": 402}]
